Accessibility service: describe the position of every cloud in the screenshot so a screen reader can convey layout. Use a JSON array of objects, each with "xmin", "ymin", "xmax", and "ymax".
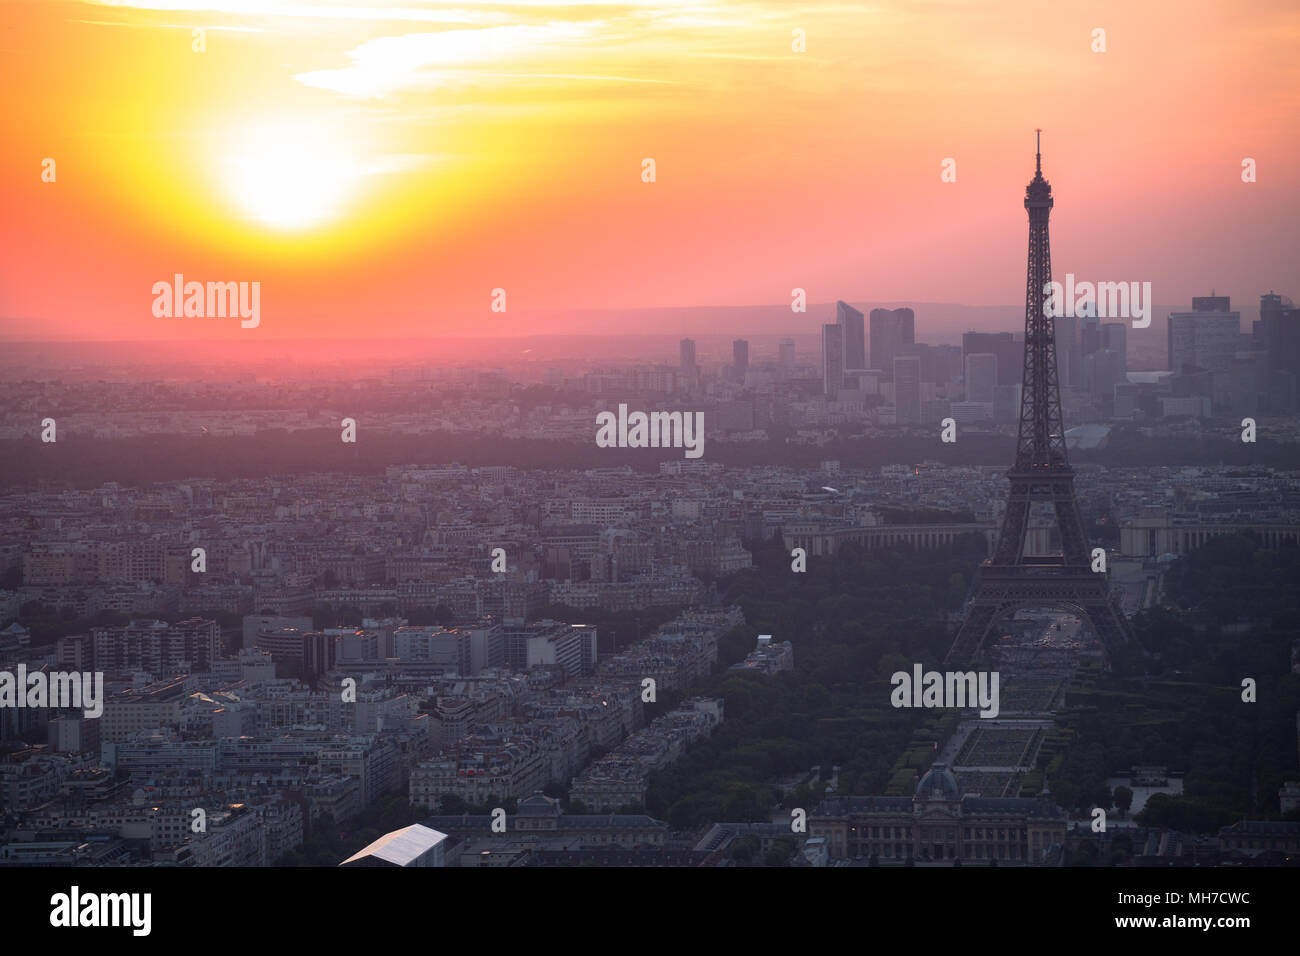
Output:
[
  {"xmin": 83, "ymin": 1, "xmax": 512, "ymax": 25},
  {"xmin": 294, "ymin": 22, "xmax": 601, "ymax": 97},
  {"xmin": 70, "ymin": 18, "xmax": 264, "ymax": 31}
]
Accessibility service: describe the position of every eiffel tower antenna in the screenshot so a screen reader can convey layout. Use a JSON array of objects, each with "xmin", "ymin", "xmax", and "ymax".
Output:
[
  {"xmin": 1035, "ymin": 128, "xmax": 1042, "ymax": 174},
  {"xmin": 945, "ymin": 136, "xmax": 1133, "ymax": 666}
]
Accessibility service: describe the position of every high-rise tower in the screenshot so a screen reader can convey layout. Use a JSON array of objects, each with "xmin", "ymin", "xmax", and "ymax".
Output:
[
  {"xmin": 946, "ymin": 134, "xmax": 1132, "ymax": 665},
  {"xmin": 870, "ymin": 308, "xmax": 915, "ymax": 375},
  {"xmin": 837, "ymin": 301, "xmax": 866, "ymax": 371},
  {"xmin": 732, "ymin": 338, "xmax": 749, "ymax": 382}
]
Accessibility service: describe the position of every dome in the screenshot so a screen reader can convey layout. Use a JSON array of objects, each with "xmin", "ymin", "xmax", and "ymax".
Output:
[
  {"xmin": 914, "ymin": 763, "xmax": 961, "ymax": 802},
  {"xmin": 515, "ymin": 792, "xmax": 561, "ymax": 817}
]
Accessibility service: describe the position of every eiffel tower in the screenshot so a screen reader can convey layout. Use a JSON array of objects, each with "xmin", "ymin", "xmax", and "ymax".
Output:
[{"xmin": 945, "ymin": 132, "xmax": 1132, "ymax": 665}]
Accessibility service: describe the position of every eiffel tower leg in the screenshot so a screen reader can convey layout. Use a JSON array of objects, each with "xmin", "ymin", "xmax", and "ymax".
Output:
[
  {"xmin": 995, "ymin": 495, "xmax": 1031, "ymax": 564},
  {"xmin": 1053, "ymin": 491, "xmax": 1089, "ymax": 565},
  {"xmin": 1077, "ymin": 597, "xmax": 1132, "ymax": 660},
  {"xmin": 946, "ymin": 602, "xmax": 1002, "ymax": 666}
]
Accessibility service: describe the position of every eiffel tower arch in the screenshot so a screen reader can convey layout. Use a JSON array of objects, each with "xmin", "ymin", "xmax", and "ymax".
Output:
[{"xmin": 945, "ymin": 133, "xmax": 1133, "ymax": 666}]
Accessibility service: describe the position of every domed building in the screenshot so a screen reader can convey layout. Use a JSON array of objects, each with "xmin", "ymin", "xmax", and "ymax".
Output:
[
  {"xmin": 914, "ymin": 763, "xmax": 961, "ymax": 803},
  {"xmin": 808, "ymin": 762, "xmax": 1067, "ymax": 865}
]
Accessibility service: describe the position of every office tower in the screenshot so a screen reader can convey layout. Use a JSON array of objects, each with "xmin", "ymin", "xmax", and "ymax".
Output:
[
  {"xmin": 1194, "ymin": 294, "xmax": 1231, "ymax": 312},
  {"xmin": 1079, "ymin": 302, "xmax": 1102, "ymax": 361},
  {"xmin": 1055, "ymin": 313, "xmax": 1080, "ymax": 387},
  {"xmin": 1168, "ymin": 295, "xmax": 1241, "ymax": 373},
  {"xmin": 1230, "ymin": 354, "xmax": 1265, "ymax": 416},
  {"xmin": 1102, "ymin": 323, "xmax": 1127, "ymax": 373},
  {"xmin": 870, "ymin": 308, "xmax": 915, "ymax": 374},
  {"xmin": 896, "ymin": 342, "xmax": 935, "ymax": 383},
  {"xmin": 1084, "ymin": 348, "xmax": 1124, "ymax": 400},
  {"xmin": 732, "ymin": 338, "xmax": 749, "ymax": 382},
  {"xmin": 822, "ymin": 323, "xmax": 844, "ymax": 397},
  {"xmin": 965, "ymin": 353, "xmax": 998, "ymax": 403},
  {"xmin": 961, "ymin": 331, "xmax": 1022, "ymax": 386},
  {"xmin": 893, "ymin": 354, "xmax": 922, "ymax": 424},
  {"xmin": 933, "ymin": 344, "xmax": 964, "ymax": 385},
  {"xmin": 992, "ymin": 383, "xmax": 1022, "ymax": 424},
  {"xmin": 679, "ymin": 338, "xmax": 698, "ymax": 392},
  {"xmin": 836, "ymin": 301, "xmax": 866, "ymax": 370},
  {"xmin": 1256, "ymin": 291, "xmax": 1300, "ymax": 375},
  {"xmin": 778, "ymin": 338, "xmax": 795, "ymax": 367}
]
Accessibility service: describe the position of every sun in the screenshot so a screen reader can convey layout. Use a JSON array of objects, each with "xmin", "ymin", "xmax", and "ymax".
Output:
[{"xmin": 219, "ymin": 122, "xmax": 364, "ymax": 231}]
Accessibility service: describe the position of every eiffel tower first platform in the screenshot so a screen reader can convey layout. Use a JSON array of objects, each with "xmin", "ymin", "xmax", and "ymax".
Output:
[{"xmin": 944, "ymin": 133, "xmax": 1133, "ymax": 666}]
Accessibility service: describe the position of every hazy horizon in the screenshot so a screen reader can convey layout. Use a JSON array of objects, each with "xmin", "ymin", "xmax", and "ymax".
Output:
[{"xmin": 4, "ymin": 1, "xmax": 1297, "ymax": 342}]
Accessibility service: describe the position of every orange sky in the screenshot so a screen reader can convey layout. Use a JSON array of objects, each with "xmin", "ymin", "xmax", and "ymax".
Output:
[{"xmin": 2, "ymin": 0, "xmax": 1297, "ymax": 341}]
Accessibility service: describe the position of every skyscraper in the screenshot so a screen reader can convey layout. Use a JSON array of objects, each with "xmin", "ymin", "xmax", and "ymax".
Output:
[
  {"xmin": 992, "ymin": 384, "xmax": 1022, "ymax": 424},
  {"xmin": 679, "ymin": 338, "xmax": 697, "ymax": 390},
  {"xmin": 1084, "ymin": 348, "xmax": 1125, "ymax": 401},
  {"xmin": 870, "ymin": 308, "xmax": 915, "ymax": 374},
  {"xmin": 732, "ymin": 338, "xmax": 749, "ymax": 381},
  {"xmin": 1055, "ymin": 314, "xmax": 1080, "ymax": 387},
  {"xmin": 1101, "ymin": 322, "xmax": 1127, "ymax": 374},
  {"xmin": 962, "ymin": 331, "xmax": 1022, "ymax": 387},
  {"xmin": 897, "ymin": 342, "xmax": 935, "ymax": 383},
  {"xmin": 1080, "ymin": 304, "xmax": 1102, "ymax": 361},
  {"xmin": 679, "ymin": 338, "xmax": 696, "ymax": 374},
  {"xmin": 893, "ymin": 354, "xmax": 922, "ymax": 424},
  {"xmin": 1256, "ymin": 291, "xmax": 1300, "ymax": 375},
  {"xmin": 822, "ymin": 324, "xmax": 844, "ymax": 398},
  {"xmin": 933, "ymin": 344, "xmax": 964, "ymax": 386},
  {"xmin": 836, "ymin": 301, "xmax": 866, "ymax": 371},
  {"xmin": 965, "ymin": 353, "xmax": 998, "ymax": 404},
  {"xmin": 778, "ymin": 338, "xmax": 795, "ymax": 367},
  {"xmin": 1168, "ymin": 296, "xmax": 1241, "ymax": 374}
]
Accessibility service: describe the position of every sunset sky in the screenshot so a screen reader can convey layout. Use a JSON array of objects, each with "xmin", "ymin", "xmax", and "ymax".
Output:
[{"xmin": 2, "ymin": 0, "xmax": 1297, "ymax": 341}]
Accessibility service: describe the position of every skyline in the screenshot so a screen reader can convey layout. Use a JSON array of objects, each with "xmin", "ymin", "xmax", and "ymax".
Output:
[
  {"xmin": 0, "ymin": 294, "xmax": 1280, "ymax": 352},
  {"xmin": 3, "ymin": 0, "xmax": 1298, "ymax": 342}
]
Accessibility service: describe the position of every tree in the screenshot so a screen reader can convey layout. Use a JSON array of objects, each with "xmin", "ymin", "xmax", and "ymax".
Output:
[
  {"xmin": 439, "ymin": 794, "xmax": 468, "ymax": 813},
  {"xmin": 1109, "ymin": 832, "xmax": 1133, "ymax": 865},
  {"xmin": 732, "ymin": 834, "xmax": 759, "ymax": 864},
  {"xmin": 1113, "ymin": 785, "xmax": 1134, "ymax": 817},
  {"xmin": 407, "ymin": 606, "xmax": 438, "ymax": 626},
  {"xmin": 764, "ymin": 835, "xmax": 797, "ymax": 867},
  {"xmin": 1094, "ymin": 784, "xmax": 1113, "ymax": 812},
  {"xmin": 1073, "ymin": 841, "xmax": 1099, "ymax": 867}
]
